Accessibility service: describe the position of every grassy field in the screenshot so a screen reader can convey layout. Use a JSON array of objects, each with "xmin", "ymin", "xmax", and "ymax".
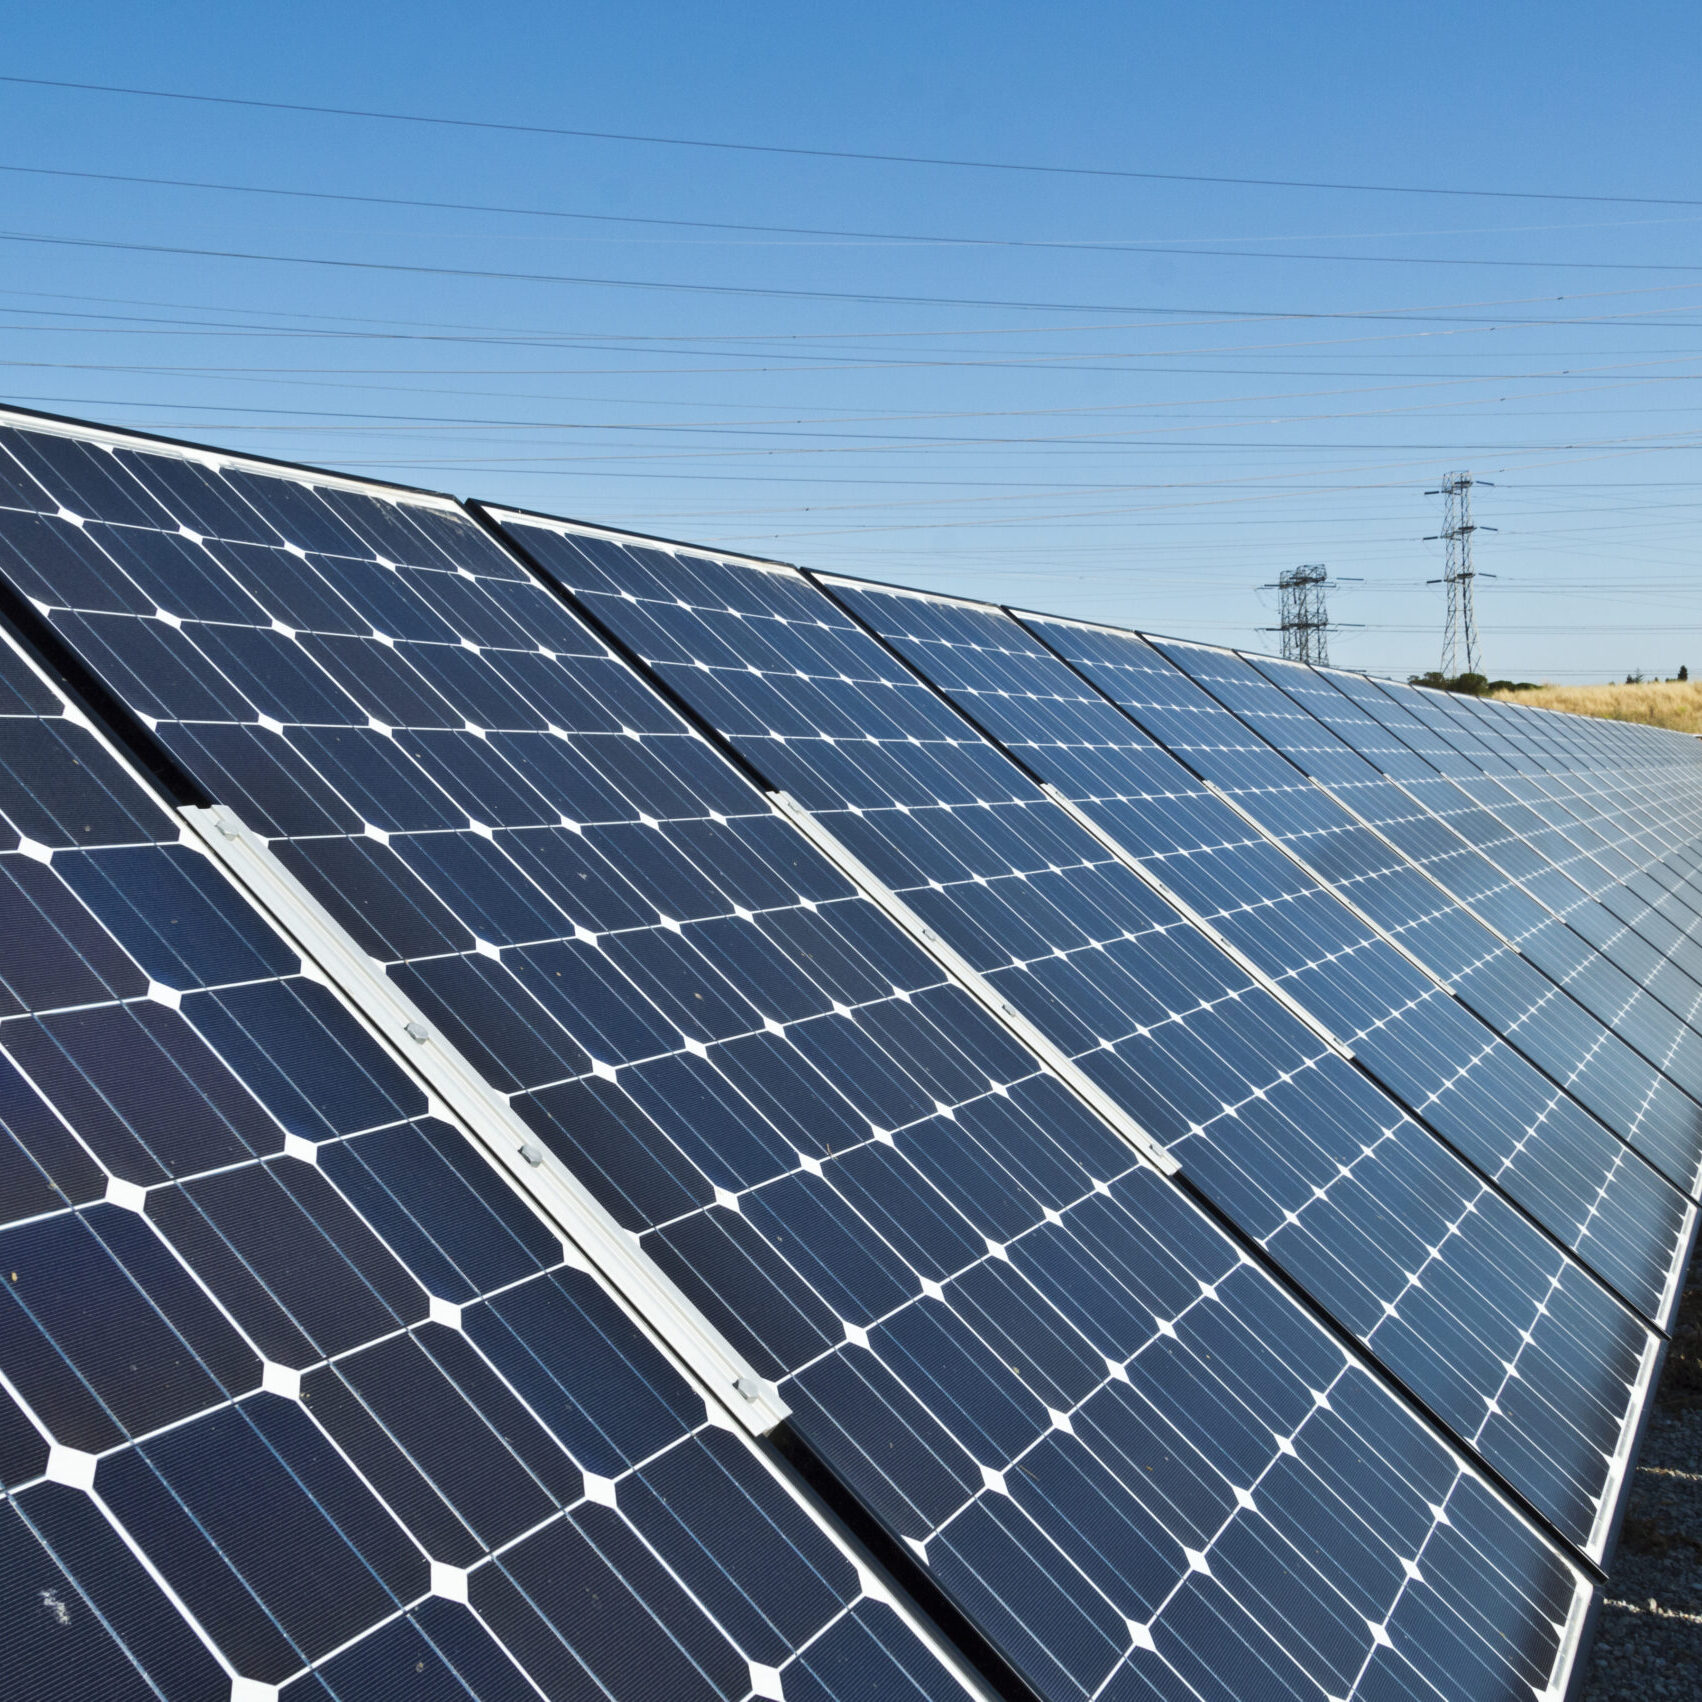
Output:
[{"xmin": 1490, "ymin": 679, "xmax": 1702, "ymax": 734}]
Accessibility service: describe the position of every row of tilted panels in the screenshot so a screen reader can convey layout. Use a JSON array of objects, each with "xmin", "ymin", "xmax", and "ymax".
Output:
[{"xmin": 1, "ymin": 401, "xmax": 1699, "ymax": 1702}]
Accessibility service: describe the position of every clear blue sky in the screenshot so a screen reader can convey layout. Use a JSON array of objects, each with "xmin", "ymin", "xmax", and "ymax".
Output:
[{"xmin": 4, "ymin": 0, "xmax": 1701, "ymax": 679}]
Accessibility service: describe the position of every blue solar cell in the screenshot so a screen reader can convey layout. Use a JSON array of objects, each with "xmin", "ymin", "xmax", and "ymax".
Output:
[
  {"xmin": 0, "ymin": 853, "xmax": 146, "ymax": 1011},
  {"xmin": 55, "ymin": 841, "xmax": 296, "ymax": 990},
  {"xmin": 0, "ymin": 1204, "xmax": 260, "ymax": 1448},
  {"xmin": 2, "ymin": 1482, "xmax": 231, "ymax": 1702},
  {"xmin": 100, "ymin": 1394, "xmax": 428, "ymax": 1680},
  {"xmin": 302, "ymin": 1327, "xmax": 574, "ymax": 1562},
  {"xmin": 840, "ymin": 576, "xmax": 1690, "ymax": 1331},
  {"xmin": 277, "ymin": 1598, "xmax": 540, "ymax": 1702},
  {"xmin": 0, "ymin": 615, "xmax": 975, "ymax": 1699},
  {"xmin": 1329, "ymin": 670, "xmax": 1702, "ymax": 1046},
  {"xmin": 1244, "ymin": 657, "xmax": 1702, "ymax": 1067}
]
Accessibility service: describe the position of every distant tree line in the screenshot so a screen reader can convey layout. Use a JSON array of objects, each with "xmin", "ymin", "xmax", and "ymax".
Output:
[
  {"xmin": 1410, "ymin": 666, "xmax": 1689, "ymax": 694},
  {"xmin": 1408, "ymin": 672, "xmax": 1536, "ymax": 695}
]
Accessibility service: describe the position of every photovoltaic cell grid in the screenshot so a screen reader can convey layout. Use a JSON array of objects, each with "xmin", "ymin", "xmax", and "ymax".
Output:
[
  {"xmin": 0, "ymin": 629, "xmax": 961, "ymax": 1702},
  {"xmin": 1355, "ymin": 675, "xmax": 1702, "ymax": 1043},
  {"xmin": 1448, "ymin": 699, "xmax": 1702, "ymax": 955},
  {"xmin": 1451, "ymin": 698, "xmax": 1702, "ymax": 887},
  {"xmin": 475, "ymin": 506, "xmax": 1610, "ymax": 1699},
  {"xmin": 1344, "ymin": 686, "xmax": 1664, "ymax": 888},
  {"xmin": 1198, "ymin": 658, "xmax": 1692, "ymax": 1188},
  {"xmin": 1223, "ymin": 654, "xmax": 1702, "ymax": 1202},
  {"xmin": 482, "ymin": 513, "xmax": 1648, "ymax": 1564},
  {"xmin": 1251, "ymin": 677, "xmax": 1702, "ymax": 1285},
  {"xmin": 792, "ymin": 576, "xmax": 1662, "ymax": 1550},
  {"xmin": 1316, "ymin": 672, "xmax": 1702, "ymax": 1009},
  {"xmin": 1553, "ymin": 762, "xmax": 1702, "ymax": 960},
  {"xmin": 1315, "ymin": 679, "xmax": 1702, "ymax": 1148},
  {"xmin": 0, "ymin": 418, "xmax": 1592, "ymax": 1702},
  {"xmin": 1287, "ymin": 675, "xmax": 1702, "ymax": 1021},
  {"xmin": 1187, "ymin": 648, "xmax": 1702, "ymax": 1095},
  {"xmin": 1163, "ymin": 647, "xmax": 1702, "ymax": 1212},
  {"xmin": 1373, "ymin": 679, "xmax": 1702, "ymax": 972},
  {"xmin": 1012, "ymin": 620, "xmax": 1696, "ymax": 1324},
  {"xmin": 864, "ymin": 580, "xmax": 1698, "ymax": 1220},
  {"xmin": 1226, "ymin": 657, "xmax": 1702, "ymax": 1117}
]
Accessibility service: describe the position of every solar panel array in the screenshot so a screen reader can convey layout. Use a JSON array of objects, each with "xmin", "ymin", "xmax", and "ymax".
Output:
[
  {"xmin": 4, "ymin": 406, "xmax": 1699, "ymax": 1700},
  {"xmin": 1015, "ymin": 626, "xmax": 1697, "ymax": 1313}
]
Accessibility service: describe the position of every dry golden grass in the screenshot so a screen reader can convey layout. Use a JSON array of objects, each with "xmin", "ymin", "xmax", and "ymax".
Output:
[{"xmin": 1489, "ymin": 679, "xmax": 1702, "ymax": 734}]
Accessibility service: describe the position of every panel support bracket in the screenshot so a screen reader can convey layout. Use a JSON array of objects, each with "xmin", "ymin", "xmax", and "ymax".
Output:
[
  {"xmin": 181, "ymin": 802, "xmax": 791, "ymax": 1437},
  {"xmin": 767, "ymin": 789, "xmax": 1180, "ymax": 1178}
]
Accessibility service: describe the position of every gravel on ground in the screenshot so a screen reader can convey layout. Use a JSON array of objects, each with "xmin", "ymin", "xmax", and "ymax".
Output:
[{"xmin": 1579, "ymin": 1261, "xmax": 1702, "ymax": 1698}]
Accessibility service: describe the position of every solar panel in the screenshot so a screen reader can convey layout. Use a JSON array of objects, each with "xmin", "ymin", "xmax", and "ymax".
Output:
[
  {"xmin": 1348, "ymin": 675, "xmax": 1702, "ymax": 1024},
  {"xmin": 1427, "ymin": 695, "xmax": 1702, "ymax": 951},
  {"xmin": 1218, "ymin": 655, "xmax": 1702, "ymax": 1192},
  {"xmin": 996, "ymin": 620, "xmax": 1696, "ymax": 1313},
  {"xmin": 1198, "ymin": 652, "xmax": 1702, "ymax": 1127},
  {"xmin": 1321, "ymin": 672, "xmax": 1702, "ymax": 967},
  {"xmin": 0, "ymin": 623, "xmax": 972, "ymax": 1702},
  {"xmin": 1306, "ymin": 680, "xmax": 1702, "ymax": 974},
  {"xmin": 1347, "ymin": 670, "xmax": 1695, "ymax": 932},
  {"xmin": 0, "ymin": 405, "xmax": 1608, "ymax": 1701},
  {"xmin": 473, "ymin": 516, "xmax": 1659, "ymax": 1555},
  {"xmin": 1446, "ymin": 692, "xmax": 1702, "ymax": 860},
  {"xmin": 857, "ymin": 588, "xmax": 1695, "ymax": 1252},
  {"xmin": 1403, "ymin": 696, "xmax": 1702, "ymax": 966},
  {"xmin": 779, "ymin": 575, "xmax": 1672, "ymax": 1534},
  {"xmin": 1443, "ymin": 699, "xmax": 1702, "ymax": 956},
  {"xmin": 1161, "ymin": 645, "xmax": 1702, "ymax": 1163}
]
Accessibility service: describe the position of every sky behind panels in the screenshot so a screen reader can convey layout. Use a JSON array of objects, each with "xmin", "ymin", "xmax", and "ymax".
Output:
[{"xmin": 3, "ymin": 0, "xmax": 1702, "ymax": 680}]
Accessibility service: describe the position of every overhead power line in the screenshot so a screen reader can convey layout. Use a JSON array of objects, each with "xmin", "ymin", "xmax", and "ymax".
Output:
[
  {"xmin": 7, "ymin": 161, "xmax": 1702, "ymax": 274},
  {"xmin": 7, "ymin": 73, "xmax": 1702, "ymax": 208},
  {"xmin": 8, "ymin": 227, "xmax": 1702, "ymax": 323}
]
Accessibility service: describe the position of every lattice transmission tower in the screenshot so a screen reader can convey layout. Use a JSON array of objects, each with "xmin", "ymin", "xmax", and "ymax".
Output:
[
  {"xmin": 1264, "ymin": 564, "xmax": 1335, "ymax": 664},
  {"xmin": 1425, "ymin": 472, "xmax": 1496, "ymax": 676}
]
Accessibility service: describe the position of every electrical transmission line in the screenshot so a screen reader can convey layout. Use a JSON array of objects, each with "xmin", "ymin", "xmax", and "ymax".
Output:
[{"xmin": 1425, "ymin": 472, "xmax": 1497, "ymax": 676}]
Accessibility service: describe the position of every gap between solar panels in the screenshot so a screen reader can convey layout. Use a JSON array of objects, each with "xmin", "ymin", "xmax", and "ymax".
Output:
[
  {"xmin": 0, "ymin": 425, "xmax": 793, "ymax": 1435},
  {"xmin": 765, "ymin": 790, "xmax": 1177, "ymax": 1179}
]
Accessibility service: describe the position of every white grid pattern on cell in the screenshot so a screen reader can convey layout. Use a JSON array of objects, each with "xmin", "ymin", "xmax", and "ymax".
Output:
[
  {"xmin": 0, "ymin": 427, "xmax": 1600, "ymax": 1702},
  {"xmin": 3, "ymin": 440, "xmax": 1368, "ymax": 1694},
  {"xmin": 1273, "ymin": 670, "xmax": 1702, "ymax": 1090}
]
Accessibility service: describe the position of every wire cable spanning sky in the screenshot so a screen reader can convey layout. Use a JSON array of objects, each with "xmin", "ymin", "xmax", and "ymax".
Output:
[{"xmin": 4, "ymin": 0, "xmax": 1701, "ymax": 680}]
